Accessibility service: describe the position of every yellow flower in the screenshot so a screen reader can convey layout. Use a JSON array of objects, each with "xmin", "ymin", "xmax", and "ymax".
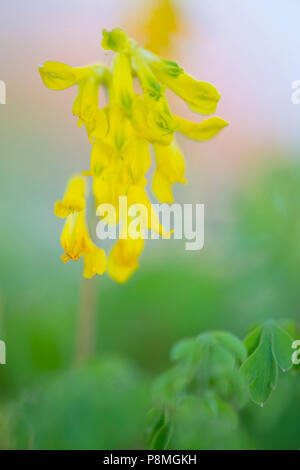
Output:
[
  {"xmin": 39, "ymin": 61, "xmax": 110, "ymax": 141},
  {"xmin": 108, "ymin": 237, "xmax": 144, "ymax": 284},
  {"xmin": 127, "ymin": 185, "xmax": 171, "ymax": 238},
  {"xmin": 102, "ymin": 28, "xmax": 131, "ymax": 53},
  {"xmin": 111, "ymin": 53, "xmax": 135, "ymax": 117},
  {"xmin": 61, "ymin": 211, "xmax": 106, "ymax": 279},
  {"xmin": 152, "ymin": 140, "xmax": 186, "ymax": 203},
  {"xmin": 56, "ymin": 175, "xmax": 106, "ymax": 278},
  {"xmin": 132, "ymin": 95, "xmax": 175, "ymax": 145},
  {"xmin": 38, "ymin": 61, "xmax": 87, "ymax": 90},
  {"xmin": 93, "ymin": 171, "xmax": 127, "ymax": 224},
  {"xmin": 78, "ymin": 108, "xmax": 109, "ymax": 143},
  {"xmin": 84, "ymin": 138, "xmax": 112, "ymax": 178},
  {"xmin": 174, "ymin": 115, "xmax": 229, "ymax": 141},
  {"xmin": 123, "ymin": 138, "xmax": 151, "ymax": 187},
  {"xmin": 40, "ymin": 28, "xmax": 227, "ymax": 282},
  {"xmin": 54, "ymin": 174, "xmax": 86, "ymax": 218},
  {"xmin": 132, "ymin": 50, "xmax": 165, "ymax": 100},
  {"xmin": 139, "ymin": 49, "xmax": 220, "ymax": 115},
  {"xmin": 106, "ymin": 104, "xmax": 135, "ymax": 153},
  {"xmin": 72, "ymin": 74, "xmax": 99, "ymax": 123}
]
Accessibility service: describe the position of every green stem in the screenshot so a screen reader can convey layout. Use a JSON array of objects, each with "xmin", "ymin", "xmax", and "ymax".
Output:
[{"xmin": 75, "ymin": 276, "xmax": 97, "ymax": 364}]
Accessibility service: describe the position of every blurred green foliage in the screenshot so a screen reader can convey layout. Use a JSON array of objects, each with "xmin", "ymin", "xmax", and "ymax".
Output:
[
  {"xmin": 147, "ymin": 320, "xmax": 296, "ymax": 450},
  {"xmin": 4, "ymin": 358, "xmax": 149, "ymax": 450},
  {"xmin": 0, "ymin": 159, "xmax": 300, "ymax": 449}
]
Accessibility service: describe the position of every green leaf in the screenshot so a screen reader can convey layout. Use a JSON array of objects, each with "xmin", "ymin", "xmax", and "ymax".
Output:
[
  {"xmin": 214, "ymin": 331, "xmax": 247, "ymax": 363},
  {"xmin": 240, "ymin": 329, "xmax": 278, "ymax": 406},
  {"xmin": 147, "ymin": 408, "xmax": 173, "ymax": 450},
  {"xmin": 170, "ymin": 338, "xmax": 198, "ymax": 363},
  {"xmin": 240, "ymin": 320, "xmax": 294, "ymax": 405},
  {"xmin": 272, "ymin": 323, "xmax": 294, "ymax": 372},
  {"xmin": 244, "ymin": 325, "xmax": 263, "ymax": 356},
  {"xmin": 155, "ymin": 331, "xmax": 248, "ymax": 409}
]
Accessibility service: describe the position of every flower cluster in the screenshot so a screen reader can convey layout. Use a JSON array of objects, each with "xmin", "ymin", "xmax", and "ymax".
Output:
[{"xmin": 39, "ymin": 28, "xmax": 227, "ymax": 283}]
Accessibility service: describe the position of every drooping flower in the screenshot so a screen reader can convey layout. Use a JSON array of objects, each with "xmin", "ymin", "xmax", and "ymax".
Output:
[
  {"xmin": 61, "ymin": 211, "xmax": 106, "ymax": 279},
  {"xmin": 39, "ymin": 28, "xmax": 228, "ymax": 282},
  {"xmin": 56, "ymin": 175, "xmax": 106, "ymax": 279},
  {"xmin": 54, "ymin": 174, "xmax": 86, "ymax": 218},
  {"xmin": 39, "ymin": 61, "xmax": 110, "ymax": 141},
  {"xmin": 152, "ymin": 140, "xmax": 186, "ymax": 204}
]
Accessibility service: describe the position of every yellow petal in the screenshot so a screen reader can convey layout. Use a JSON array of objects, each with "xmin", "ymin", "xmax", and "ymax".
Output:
[
  {"xmin": 123, "ymin": 138, "xmax": 151, "ymax": 186},
  {"xmin": 152, "ymin": 140, "xmax": 186, "ymax": 203},
  {"xmin": 140, "ymin": 50, "xmax": 183, "ymax": 77},
  {"xmin": 60, "ymin": 212, "xmax": 88, "ymax": 262},
  {"xmin": 133, "ymin": 50, "xmax": 164, "ymax": 100},
  {"xmin": 132, "ymin": 95, "xmax": 175, "ymax": 145},
  {"xmin": 106, "ymin": 105, "xmax": 134, "ymax": 153},
  {"xmin": 152, "ymin": 170, "xmax": 174, "ymax": 204},
  {"xmin": 38, "ymin": 61, "xmax": 79, "ymax": 90},
  {"xmin": 83, "ymin": 246, "xmax": 106, "ymax": 278},
  {"xmin": 72, "ymin": 75, "xmax": 99, "ymax": 122},
  {"xmin": 145, "ymin": 54, "xmax": 220, "ymax": 115},
  {"xmin": 85, "ymin": 138, "xmax": 112, "ymax": 178},
  {"xmin": 79, "ymin": 108, "xmax": 109, "ymax": 143},
  {"xmin": 168, "ymin": 73, "xmax": 220, "ymax": 115},
  {"xmin": 108, "ymin": 238, "xmax": 144, "ymax": 283},
  {"xmin": 92, "ymin": 108, "xmax": 109, "ymax": 139},
  {"xmin": 128, "ymin": 185, "xmax": 170, "ymax": 238},
  {"xmin": 60, "ymin": 210, "xmax": 106, "ymax": 278},
  {"xmin": 54, "ymin": 174, "xmax": 86, "ymax": 218},
  {"xmin": 174, "ymin": 115, "xmax": 228, "ymax": 141},
  {"xmin": 111, "ymin": 53, "xmax": 135, "ymax": 116},
  {"xmin": 93, "ymin": 172, "xmax": 127, "ymax": 223},
  {"xmin": 102, "ymin": 28, "xmax": 130, "ymax": 53}
]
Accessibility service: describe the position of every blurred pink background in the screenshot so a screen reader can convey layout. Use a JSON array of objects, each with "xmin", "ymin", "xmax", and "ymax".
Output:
[{"xmin": 2, "ymin": 0, "xmax": 300, "ymax": 225}]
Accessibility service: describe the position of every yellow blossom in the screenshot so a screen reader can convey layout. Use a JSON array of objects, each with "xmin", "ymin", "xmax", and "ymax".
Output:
[
  {"xmin": 152, "ymin": 140, "xmax": 186, "ymax": 203},
  {"xmin": 39, "ymin": 61, "xmax": 110, "ymax": 141},
  {"xmin": 111, "ymin": 53, "xmax": 135, "ymax": 117},
  {"xmin": 102, "ymin": 28, "xmax": 131, "ymax": 53},
  {"xmin": 132, "ymin": 95, "xmax": 175, "ymax": 145},
  {"xmin": 38, "ymin": 61, "xmax": 88, "ymax": 90},
  {"xmin": 54, "ymin": 174, "xmax": 86, "ymax": 218},
  {"xmin": 139, "ymin": 49, "xmax": 220, "ymax": 115},
  {"xmin": 132, "ymin": 50, "xmax": 165, "ymax": 100},
  {"xmin": 108, "ymin": 237, "xmax": 144, "ymax": 284},
  {"xmin": 72, "ymin": 74, "xmax": 99, "ymax": 123},
  {"xmin": 56, "ymin": 175, "xmax": 106, "ymax": 278},
  {"xmin": 61, "ymin": 211, "xmax": 106, "ymax": 279},
  {"xmin": 174, "ymin": 115, "xmax": 229, "ymax": 141},
  {"xmin": 39, "ymin": 28, "xmax": 227, "ymax": 282}
]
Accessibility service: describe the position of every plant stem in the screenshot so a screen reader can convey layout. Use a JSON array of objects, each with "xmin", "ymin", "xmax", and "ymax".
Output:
[{"xmin": 75, "ymin": 276, "xmax": 97, "ymax": 364}]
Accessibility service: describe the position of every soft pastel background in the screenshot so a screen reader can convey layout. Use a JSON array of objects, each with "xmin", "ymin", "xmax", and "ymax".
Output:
[{"xmin": 1, "ymin": 0, "xmax": 300, "ymax": 449}]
